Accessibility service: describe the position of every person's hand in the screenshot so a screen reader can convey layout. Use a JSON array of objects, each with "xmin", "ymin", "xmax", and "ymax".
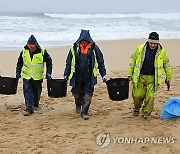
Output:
[
  {"xmin": 46, "ymin": 73, "xmax": 52, "ymax": 79},
  {"xmin": 165, "ymin": 79, "xmax": 170, "ymax": 91},
  {"xmin": 16, "ymin": 73, "xmax": 21, "ymax": 79},
  {"xmin": 64, "ymin": 76, "xmax": 68, "ymax": 80},
  {"xmin": 102, "ymin": 75, "xmax": 107, "ymax": 83}
]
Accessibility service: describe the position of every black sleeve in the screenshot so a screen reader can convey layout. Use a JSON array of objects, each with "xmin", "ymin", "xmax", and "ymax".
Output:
[
  {"xmin": 94, "ymin": 45, "xmax": 107, "ymax": 78},
  {"xmin": 16, "ymin": 51, "xmax": 23, "ymax": 76},
  {"xmin": 64, "ymin": 49, "xmax": 73, "ymax": 78},
  {"xmin": 43, "ymin": 49, "xmax": 53, "ymax": 75}
]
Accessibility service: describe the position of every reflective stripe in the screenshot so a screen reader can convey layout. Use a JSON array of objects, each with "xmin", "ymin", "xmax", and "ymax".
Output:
[
  {"xmin": 158, "ymin": 75, "xmax": 162, "ymax": 79},
  {"xmin": 93, "ymin": 50, "xmax": 98, "ymax": 77},
  {"xmin": 155, "ymin": 66, "xmax": 163, "ymax": 70},
  {"xmin": 133, "ymin": 72, "xmax": 139, "ymax": 77},
  {"xmin": 23, "ymin": 63, "xmax": 44, "ymax": 68},
  {"xmin": 129, "ymin": 63, "xmax": 135, "ymax": 67},
  {"xmin": 164, "ymin": 63, "xmax": 170, "ymax": 68},
  {"xmin": 22, "ymin": 71, "xmax": 44, "ymax": 76},
  {"xmin": 130, "ymin": 55, "xmax": 136, "ymax": 60},
  {"xmin": 164, "ymin": 58, "xmax": 169, "ymax": 63},
  {"xmin": 134, "ymin": 64, "xmax": 141, "ymax": 70},
  {"xmin": 129, "ymin": 63, "xmax": 141, "ymax": 70},
  {"xmin": 155, "ymin": 83, "xmax": 159, "ymax": 87},
  {"xmin": 69, "ymin": 46, "xmax": 76, "ymax": 79}
]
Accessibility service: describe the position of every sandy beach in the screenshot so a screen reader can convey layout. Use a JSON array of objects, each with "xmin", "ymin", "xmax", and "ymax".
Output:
[{"xmin": 0, "ymin": 39, "xmax": 180, "ymax": 154}]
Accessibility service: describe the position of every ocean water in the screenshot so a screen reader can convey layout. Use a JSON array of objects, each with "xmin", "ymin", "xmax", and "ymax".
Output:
[{"xmin": 0, "ymin": 11, "xmax": 180, "ymax": 50}]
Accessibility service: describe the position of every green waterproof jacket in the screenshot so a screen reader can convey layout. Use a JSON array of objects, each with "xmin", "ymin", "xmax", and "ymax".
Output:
[{"xmin": 128, "ymin": 42, "xmax": 172, "ymax": 88}]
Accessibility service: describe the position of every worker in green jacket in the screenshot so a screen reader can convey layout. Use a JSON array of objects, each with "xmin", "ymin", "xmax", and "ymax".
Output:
[{"xmin": 128, "ymin": 32, "xmax": 172, "ymax": 119}]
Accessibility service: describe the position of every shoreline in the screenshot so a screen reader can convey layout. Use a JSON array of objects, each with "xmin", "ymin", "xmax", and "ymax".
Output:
[
  {"xmin": 0, "ymin": 38, "xmax": 180, "ymax": 52},
  {"xmin": 0, "ymin": 39, "xmax": 179, "ymax": 77}
]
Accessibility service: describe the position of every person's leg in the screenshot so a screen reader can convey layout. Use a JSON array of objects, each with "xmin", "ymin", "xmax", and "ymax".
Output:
[
  {"xmin": 81, "ymin": 82, "xmax": 94, "ymax": 120},
  {"xmin": 71, "ymin": 81, "xmax": 83, "ymax": 114},
  {"xmin": 141, "ymin": 75, "xmax": 155, "ymax": 118},
  {"xmin": 23, "ymin": 79, "xmax": 34, "ymax": 115},
  {"xmin": 72, "ymin": 92, "xmax": 83, "ymax": 114},
  {"xmin": 81, "ymin": 92, "xmax": 93, "ymax": 119},
  {"xmin": 132, "ymin": 75, "xmax": 146, "ymax": 116},
  {"xmin": 32, "ymin": 79, "xmax": 43, "ymax": 108}
]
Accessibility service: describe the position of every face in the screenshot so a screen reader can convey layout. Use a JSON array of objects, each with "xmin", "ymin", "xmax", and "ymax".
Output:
[
  {"xmin": 27, "ymin": 44, "xmax": 37, "ymax": 52},
  {"xmin": 149, "ymin": 42, "xmax": 158, "ymax": 50},
  {"xmin": 80, "ymin": 40, "xmax": 89, "ymax": 48}
]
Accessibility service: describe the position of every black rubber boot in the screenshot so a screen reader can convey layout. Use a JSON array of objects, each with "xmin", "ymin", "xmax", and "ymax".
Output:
[
  {"xmin": 81, "ymin": 93, "xmax": 92, "ymax": 120},
  {"xmin": 73, "ymin": 93, "xmax": 82, "ymax": 114}
]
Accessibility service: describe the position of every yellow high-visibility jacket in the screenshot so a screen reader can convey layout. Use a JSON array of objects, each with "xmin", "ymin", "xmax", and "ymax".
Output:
[
  {"xmin": 128, "ymin": 43, "xmax": 172, "ymax": 88},
  {"xmin": 22, "ymin": 48, "xmax": 45, "ymax": 80}
]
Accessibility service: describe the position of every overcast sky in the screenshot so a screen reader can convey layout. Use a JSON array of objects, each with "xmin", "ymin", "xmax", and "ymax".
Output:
[{"xmin": 0, "ymin": 0, "xmax": 180, "ymax": 13}]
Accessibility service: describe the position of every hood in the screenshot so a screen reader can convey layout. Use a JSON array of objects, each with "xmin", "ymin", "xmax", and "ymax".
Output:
[
  {"xmin": 25, "ymin": 35, "xmax": 41, "ymax": 49},
  {"xmin": 75, "ymin": 29, "xmax": 94, "ymax": 44}
]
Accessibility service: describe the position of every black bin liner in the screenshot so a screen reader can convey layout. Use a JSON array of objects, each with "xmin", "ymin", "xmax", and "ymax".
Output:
[
  {"xmin": 106, "ymin": 78, "xmax": 129, "ymax": 101},
  {"xmin": 47, "ymin": 79, "xmax": 67, "ymax": 98},
  {"xmin": 0, "ymin": 77, "xmax": 18, "ymax": 95}
]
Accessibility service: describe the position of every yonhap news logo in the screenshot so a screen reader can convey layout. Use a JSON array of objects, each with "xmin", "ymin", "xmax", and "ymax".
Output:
[
  {"xmin": 96, "ymin": 133, "xmax": 175, "ymax": 148},
  {"xmin": 96, "ymin": 133, "xmax": 111, "ymax": 148}
]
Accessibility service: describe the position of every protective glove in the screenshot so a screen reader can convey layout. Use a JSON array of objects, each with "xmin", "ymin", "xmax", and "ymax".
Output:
[
  {"xmin": 16, "ymin": 73, "xmax": 21, "ymax": 79},
  {"xmin": 102, "ymin": 75, "xmax": 107, "ymax": 83},
  {"xmin": 64, "ymin": 76, "xmax": 68, "ymax": 80},
  {"xmin": 46, "ymin": 73, "xmax": 52, "ymax": 79},
  {"xmin": 165, "ymin": 79, "xmax": 170, "ymax": 91}
]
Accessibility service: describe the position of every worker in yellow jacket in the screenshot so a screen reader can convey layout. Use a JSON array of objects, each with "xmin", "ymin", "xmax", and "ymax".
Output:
[
  {"xmin": 16, "ymin": 35, "xmax": 52, "ymax": 116},
  {"xmin": 128, "ymin": 32, "xmax": 172, "ymax": 119}
]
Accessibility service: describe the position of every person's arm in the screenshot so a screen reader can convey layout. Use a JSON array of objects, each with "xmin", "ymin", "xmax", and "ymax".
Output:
[
  {"xmin": 44, "ymin": 49, "xmax": 52, "ymax": 75},
  {"xmin": 64, "ymin": 49, "xmax": 73, "ymax": 79},
  {"xmin": 163, "ymin": 49, "xmax": 172, "ymax": 82},
  {"xmin": 128, "ymin": 47, "xmax": 138, "ymax": 78},
  {"xmin": 16, "ymin": 51, "xmax": 23, "ymax": 78}
]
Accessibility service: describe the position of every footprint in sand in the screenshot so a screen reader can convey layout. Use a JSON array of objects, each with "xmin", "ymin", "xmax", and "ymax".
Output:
[
  {"xmin": 125, "ymin": 145, "xmax": 151, "ymax": 153},
  {"xmin": 140, "ymin": 145, "xmax": 151, "ymax": 152},
  {"xmin": 76, "ymin": 147, "xmax": 94, "ymax": 154}
]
